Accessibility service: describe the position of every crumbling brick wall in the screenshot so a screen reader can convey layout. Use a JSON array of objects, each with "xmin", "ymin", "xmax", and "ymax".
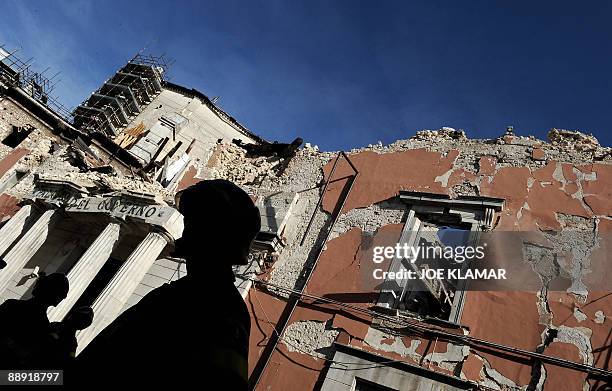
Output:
[
  {"xmin": 242, "ymin": 128, "xmax": 611, "ymax": 391},
  {"xmin": 0, "ymin": 97, "xmax": 53, "ymax": 161}
]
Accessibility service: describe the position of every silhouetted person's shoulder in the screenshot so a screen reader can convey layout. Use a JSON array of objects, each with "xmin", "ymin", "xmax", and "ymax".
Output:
[
  {"xmin": 0, "ymin": 298, "xmax": 32, "ymax": 316},
  {"xmin": 0, "ymin": 298, "xmax": 21, "ymax": 316},
  {"xmin": 76, "ymin": 180, "xmax": 260, "ymax": 388},
  {"xmin": 0, "ymin": 299, "xmax": 50, "ymax": 336},
  {"xmin": 76, "ymin": 272, "xmax": 250, "ymax": 388},
  {"xmin": 0, "ymin": 274, "xmax": 69, "ymax": 369}
]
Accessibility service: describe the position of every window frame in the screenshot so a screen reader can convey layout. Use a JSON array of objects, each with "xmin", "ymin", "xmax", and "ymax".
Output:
[
  {"xmin": 320, "ymin": 343, "xmax": 477, "ymax": 391},
  {"xmin": 375, "ymin": 191, "xmax": 503, "ymax": 324}
]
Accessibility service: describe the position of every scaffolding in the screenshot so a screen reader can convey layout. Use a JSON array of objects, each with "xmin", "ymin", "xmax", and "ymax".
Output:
[
  {"xmin": 0, "ymin": 44, "xmax": 73, "ymax": 121},
  {"xmin": 72, "ymin": 53, "xmax": 172, "ymax": 138}
]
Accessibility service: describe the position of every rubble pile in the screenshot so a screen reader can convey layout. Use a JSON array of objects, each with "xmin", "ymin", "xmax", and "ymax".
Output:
[
  {"xmin": 302, "ymin": 143, "xmax": 320, "ymax": 154},
  {"xmin": 6, "ymin": 140, "xmax": 174, "ymax": 201},
  {"xmin": 208, "ymin": 143, "xmax": 282, "ymax": 185},
  {"xmin": 15, "ymin": 138, "xmax": 54, "ymax": 169},
  {"xmin": 345, "ymin": 126, "xmax": 612, "ymax": 167},
  {"xmin": 33, "ymin": 171, "xmax": 171, "ymax": 197},
  {"xmin": 412, "ymin": 127, "xmax": 467, "ymax": 141},
  {"xmin": 547, "ymin": 128, "xmax": 600, "ymax": 152}
]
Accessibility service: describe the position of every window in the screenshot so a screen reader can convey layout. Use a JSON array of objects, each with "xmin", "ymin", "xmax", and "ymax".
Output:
[
  {"xmin": 376, "ymin": 191, "xmax": 503, "ymax": 324},
  {"xmin": 2, "ymin": 125, "xmax": 34, "ymax": 147},
  {"xmin": 396, "ymin": 223, "xmax": 470, "ymax": 321}
]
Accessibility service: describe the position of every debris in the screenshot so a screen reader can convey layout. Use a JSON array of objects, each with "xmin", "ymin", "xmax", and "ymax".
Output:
[
  {"xmin": 412, "ymin": 127, "xmax": 466, "ymax": 141},
  {"xmin": 232, "ymin": 137, "xmax": 303, "ymax": 159},
  {"xmin": 49, "ymin": 141, "xmax": 61, "ymax": 154},
  {"xmin": 89, "ymin": 165, "xmax": 115, "ymax": 175},
  {"xmin": 532, "ymin": 148, "xmax": 546, "ymax": 160},
  {"xmin": 547, "ymin": 129, "xmax": 600, "ymax": 152},
  {"xmin": 115, "ymin": 122, "xmax": 146, "ymax": 149},
  {"xmin": 304, "ymin": 142, "xmax": 319, "ymax": 152}
]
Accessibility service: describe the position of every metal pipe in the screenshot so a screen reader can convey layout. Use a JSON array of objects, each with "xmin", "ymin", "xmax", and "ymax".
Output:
[
  {"xmin": 300, "ymin": 152, "xmax": 358, "ymax": 246},
  {"xmin": 249, "ymin": 153, "xmax": 359, "ymax": 390}
]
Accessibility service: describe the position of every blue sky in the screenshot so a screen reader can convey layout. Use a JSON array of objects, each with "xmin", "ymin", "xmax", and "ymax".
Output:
[{"xmin": 1, "ymin": 1, "xmax": 610, "ymax": 150}]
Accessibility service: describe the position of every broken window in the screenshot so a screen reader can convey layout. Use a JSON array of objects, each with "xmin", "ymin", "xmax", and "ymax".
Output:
[
  {"xmin": 2, "ymin": 125, "xmax": 33, "ymax": 148},
  {"xmin": 395, "ymin": 221, "xmax": 471, "ymax": 321},
  {"xmin": 376, "ymin": 191, "xmax": 503, "ymax": 324}
]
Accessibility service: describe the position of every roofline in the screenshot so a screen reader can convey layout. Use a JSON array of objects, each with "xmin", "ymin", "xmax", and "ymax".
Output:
[{"xmin": 162, "ymin": 81, "xmax": 267, "ymax": 144}]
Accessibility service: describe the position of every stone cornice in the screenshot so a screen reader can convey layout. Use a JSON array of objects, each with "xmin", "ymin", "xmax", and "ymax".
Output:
[{"xmin": 27, "ymin": 178, "xmax": 184, "ymax": 240}]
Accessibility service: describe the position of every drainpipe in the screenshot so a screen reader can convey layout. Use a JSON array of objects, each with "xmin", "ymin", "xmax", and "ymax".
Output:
[{"xmin": 248, "ymin": 151, "xmax": 358, "ymax": 390}]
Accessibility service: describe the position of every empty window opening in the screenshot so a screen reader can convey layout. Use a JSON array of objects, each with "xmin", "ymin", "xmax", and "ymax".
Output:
[
  {"xmin": 397, "ymin": 222, "xmax": 470, "ymax": 321},
  {"xmin": 2, "ymin": 125, "xmax": 34, "ymax": 147},
  {"xmin": 375, "ymin": 191, "xmax": 504, "ymax": 324}
]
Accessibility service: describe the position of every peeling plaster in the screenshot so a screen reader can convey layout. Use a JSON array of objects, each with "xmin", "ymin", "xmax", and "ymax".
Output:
[
  {"xmin": 330, "ymin": 199, "xmax": 406, "ymax": 240},
  {"xmin": 364, "ymin": 326, "xmax": 421, "ymax": 361},
  {"xmin": 594, "ymin": 310, "xmax": 605, "ymax": 324},
  {"xmin": 434, "ymin": 168, "xmax": 454, "ymax": 188},
  {"xmin": 282, "ymin": 320, "xmax": 339, "ymax": 359},
  {"xmin": 573, "ymin": 307, "xmax": 588, "ymax": 323},
  {"xmin": 480, "ymin": 356, "xmax": 521, "ymax": 390},
  {"xmin": 423, "ymin": 343, "xmax": 470, "ymax": 372},
  {"xmin": 555, "ymin": 325, "xmax": 594, "ymax": 365}
]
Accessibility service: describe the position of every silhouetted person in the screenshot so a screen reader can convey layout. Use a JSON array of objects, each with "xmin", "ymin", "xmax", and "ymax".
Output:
[
  {"xmin": 0, "ymin": 273, "xmax": 69, "ymax": 369},
  {"xmin": 47, "ymin": 306, "xmax": 94, "ymax": 367},
  {"xmin": 76, "ymin": 179, "xmax": 261, "ymax": 388}
]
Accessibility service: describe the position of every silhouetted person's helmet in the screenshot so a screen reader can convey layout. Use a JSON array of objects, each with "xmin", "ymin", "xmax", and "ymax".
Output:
[
  {"xmin": 174, "ymin": 180, "xmax": 261, "ymax": 271},
  {"xmin": 32, "ymin": 273, "xmax": 69, "ymax": 307},
  {"xmin": 64, "ymin": 306, "xmax": 94, "ymax": 330}
]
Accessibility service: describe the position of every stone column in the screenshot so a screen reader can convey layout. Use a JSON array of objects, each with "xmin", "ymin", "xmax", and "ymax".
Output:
[
  {"xmin": 77, "ymin": 231, "xmax": 169, "ymax": 352},
  {"xmin": 0, "ymin": 204, "xmax": 36, "ymax": 256},
  {"xmin": 0, "ymin": 208, "xmax": 59, "ymax": 295},
  {"xmin": 47, "ymin": 221, "xmax": 122, "ymax": 322}
]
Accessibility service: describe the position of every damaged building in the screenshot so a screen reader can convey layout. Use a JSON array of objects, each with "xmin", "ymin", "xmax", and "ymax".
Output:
[{"xmin": 0, "ymin": 46, "xmax": 611, "ymax": 390}]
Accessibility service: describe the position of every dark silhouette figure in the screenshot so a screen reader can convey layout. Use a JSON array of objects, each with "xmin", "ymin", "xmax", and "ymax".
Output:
[
  {"xmin": 47, "ymin": 306, "xmax": 94, "ymax": 366},
  {"xmin": 76, "ymin": 179, "xmax": 261, "ymax": 388},
  {"xmin": 0, "ymin": 273, "xmax": 69, "ymax": 369}
]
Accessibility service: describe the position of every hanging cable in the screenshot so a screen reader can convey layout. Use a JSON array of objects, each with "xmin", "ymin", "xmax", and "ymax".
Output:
[{"xmin": 244, "ymin": 276, "xmax": 612, "ymax": 380}]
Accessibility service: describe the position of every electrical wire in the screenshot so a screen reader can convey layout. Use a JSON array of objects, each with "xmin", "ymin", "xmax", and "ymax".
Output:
[
  {"xmin": 250, "ymin": 284, "xmax": 427, "ymax": 370},
  {"xmin": 243, "ymin": 276, "xmax": 612, "ymax": 379}
]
